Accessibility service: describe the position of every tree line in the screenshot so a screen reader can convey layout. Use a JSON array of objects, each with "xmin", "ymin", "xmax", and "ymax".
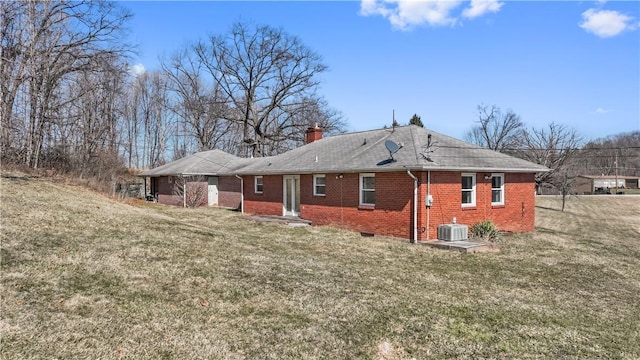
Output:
[
  {"xmin": 463, "ymin": 104, "xmax": 639, "ymax": 207},
  {"xmin": 3, "ymin": 1, "xmax": 636, "ymax": 202},
  {"xmin": 1, "ymin": 1, "xmax": 345, "ymax": 181}
]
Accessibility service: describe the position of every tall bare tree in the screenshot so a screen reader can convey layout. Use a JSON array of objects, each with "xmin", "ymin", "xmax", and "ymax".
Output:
[
  {"xmin": 0, "ymin": 2, "xmax": 27, "ymax": 159},
  {"xmin": 194, "ymin": 21, "xmax": 328, "ymax": 157},
  {"xmin": 0, "ymin": 0, "xmax": 132, "ymax": 168},
  {"xmin": 465, "ymin": 104, "xmax": 524, "ymax": 152},
  {"xmin": 514, "ymin": 122, "xmax": 582, "ymax": 193},
  {"xmin": 130, "ymin": 71, "xmax": 173, "ymax": 168},
  {"xmin": 260, "ymin": 96, "xmax": 345, "ymax": 155},
  {"xmin": 162, "ymin": 49, "xmax": 233, "ymax": 153}
]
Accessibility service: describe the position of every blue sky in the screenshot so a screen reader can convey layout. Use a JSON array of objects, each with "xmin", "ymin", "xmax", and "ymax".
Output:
[{"xmin": 124, "ymin": 1, "xmax": 639, "ymax": 142}]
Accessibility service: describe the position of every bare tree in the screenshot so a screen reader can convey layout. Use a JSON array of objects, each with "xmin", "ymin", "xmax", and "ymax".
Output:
[
  {"xmin": 194, "ymin": 21, "xmax": 328, "ymax": 157},
  {"xmin": 120, "ymin": 71, "xmax": 141, "ymax": 168},
  {"xmin": 172, "ymin": 175, "xmax": 208, "ymax": 208},
  {"xmin": 465, "ymin": 105, "xmax": 524, "ymax": 152},
  {"xmin": 0, "ymin": 0, "xmax": 132, "ymax": 169},
  {"xmin": 514, "ymin": 122, "xmax": 582, "ymax": 193},
  {"xmin": 582, "ymin": 131, "xmax": 640, "ymax": 177},
  {"xmin": 128, "ymin": 71, "xmax": 173, "ymax": 168},
  {"xmin": 162, "ymin": 49, "xmax": 232, "ymax": 153},
  {"xmin": 0, "ymin": 2, "xmax": 27, "ymax": 160}
]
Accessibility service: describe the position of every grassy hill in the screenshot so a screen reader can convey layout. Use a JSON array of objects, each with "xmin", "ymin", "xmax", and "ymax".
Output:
[{"xmin": 1, "ymin": 172, "xmax": 639, "ymax": 359}]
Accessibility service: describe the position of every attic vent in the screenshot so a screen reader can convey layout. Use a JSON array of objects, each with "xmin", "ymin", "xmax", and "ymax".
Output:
[{"xmin": 437, "ymin": 224, "xmax": 468, "ymax": 241}]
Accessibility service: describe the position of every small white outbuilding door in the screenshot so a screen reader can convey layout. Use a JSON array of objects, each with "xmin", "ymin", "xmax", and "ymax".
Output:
[{"xmin": 208, "ymin": 177, "xmax": 219, "ymax": 206}]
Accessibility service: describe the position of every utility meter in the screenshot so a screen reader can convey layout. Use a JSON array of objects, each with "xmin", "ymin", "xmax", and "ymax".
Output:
[{"xmin": 426, "ymin": 194, "xmax": 433, "ymax": 207}]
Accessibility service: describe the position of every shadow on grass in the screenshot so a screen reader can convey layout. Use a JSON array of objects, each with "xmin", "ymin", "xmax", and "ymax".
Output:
[
  {"xmin": 535, "ymin": 226, "xmax": 570, "ymax": 237},
  {"xmin": 0, "ymin": 173, "xmax": 32, "ymax": 182},
  {"xmin": 535, "ymin": 205, "xmax": 562, "ymax": 212}
]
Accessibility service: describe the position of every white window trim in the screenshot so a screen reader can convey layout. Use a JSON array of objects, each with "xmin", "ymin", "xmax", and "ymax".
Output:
[
  {"xmin": 461, "ymin": 173, "xmax": 476, "ymax": 207},
  {"xmin": 359, "ymin": 173, "xmax": 375, "ymax": 206},
  {"xmin": 491, "ymin": 173, "xmax": 505, "ymax": 206},
  {"xmin": 254, "ymin": 176, "xmax": 263, "ymax": 194},
  {"xmin": 313, "ymin": 174, "xmax": 326, "ymax": 196}
]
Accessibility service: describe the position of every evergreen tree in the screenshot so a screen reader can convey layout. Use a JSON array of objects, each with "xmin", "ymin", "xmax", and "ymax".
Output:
[{"xmin": 409, "ymin": 114, "xmax": 424, "ymax": 127}]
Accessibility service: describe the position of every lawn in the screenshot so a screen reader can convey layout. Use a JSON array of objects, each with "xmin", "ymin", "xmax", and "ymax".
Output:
[{"xmin": 1, "ymin": 172, "xmax": 639, "ymax": 359}]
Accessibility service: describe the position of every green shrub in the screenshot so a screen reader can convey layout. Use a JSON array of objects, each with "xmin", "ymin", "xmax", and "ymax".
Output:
[{"xmin": 470, "ymin": 220, "xmax": 500, "ymax": 241}]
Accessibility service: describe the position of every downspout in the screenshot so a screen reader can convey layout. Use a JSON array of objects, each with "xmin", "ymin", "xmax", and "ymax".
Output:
[
  {"xmin": 407, "ymin": 170, "xmax": 418, "ymax": 244},
  {"xmin": 235, "ymin": 175, "xmax": 244, "ymax": 214},
  {"xmin": 427, "ymin": 171, "xmax": 431, "ymax": 241}
]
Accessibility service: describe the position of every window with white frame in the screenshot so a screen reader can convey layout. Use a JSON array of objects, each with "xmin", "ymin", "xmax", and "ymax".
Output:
[
  {"xmin": 313, "ymin": 174, "xmax": 326, "ymax": 196},
  {"xmin": 491, "ymin": 173, "xmax": 504, "ymax": 205},
  {"xmin": 461, "ymin": 173, "xmax": 476, "ymax": 207},
  {"xmin": 359, "ymin": 173, "xmax": 375, "ymax": 206},
  {"xmin": 254, "ymin": 176, "xmax": 263, "ymax": 194}
]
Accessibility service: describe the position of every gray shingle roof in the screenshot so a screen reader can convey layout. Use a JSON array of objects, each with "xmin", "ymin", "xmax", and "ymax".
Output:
[
  {"xmin": 140, "ymin": 125, "xmax": 549, "ymax": 177},
  {"xmin": 139, "ymin": 149, "xmax": 248, "ymax": 176},
  {"xmin": 235, "ymin": 125, "xmax": 549, "ymax": 175}
]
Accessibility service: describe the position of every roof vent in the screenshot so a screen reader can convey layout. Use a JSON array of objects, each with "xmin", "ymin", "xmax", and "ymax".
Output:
[{"xmin": 437, "ymin": 224, "xmax": 468, "ymax": 241}]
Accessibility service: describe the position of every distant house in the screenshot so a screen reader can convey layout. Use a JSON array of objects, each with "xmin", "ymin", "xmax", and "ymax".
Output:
[
  {"xmin": 140, "ymin": 125, "xmax": 549, "ymax": 241},
  {"xmin": 574, "ymin": 175, "xmax": 640, "ymax": 194}
]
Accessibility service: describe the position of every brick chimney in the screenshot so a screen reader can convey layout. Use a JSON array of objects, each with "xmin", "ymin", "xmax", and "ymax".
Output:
[{"xmin": 305, "ymin": 124, "xmax": 322, "ymax": 144}]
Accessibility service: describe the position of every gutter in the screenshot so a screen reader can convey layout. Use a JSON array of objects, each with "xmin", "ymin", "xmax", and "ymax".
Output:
[
  {"xmin": 406, "ymin": 170, "xmax": 418, "ymax": 244},
  {"xmin": 235, "ymin": 175, "xmax": 244, "ymax": 214}
]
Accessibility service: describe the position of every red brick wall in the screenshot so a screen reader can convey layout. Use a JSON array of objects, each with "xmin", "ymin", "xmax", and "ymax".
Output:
[
  {"xmin": 153, "ymin": 175, "xmax": 242, "ymax": 209},
  {"xmin": 243, "ymin": 175, "xmax": 283, "ymax": 215},
  {"xmin": 241, "ymin": 171, "xmax": 537, "ymax": 241},
  {"xmin": 155, "ymin": 176, "xmax": 182, "ymax": 206},
  {"xmin": 423, "ymin": 171, "xmax": 536, "ymax": 240},
  {"xmin": 218, "ymin": 176, "xmax": 242, "ymax": 209},
  {"xmin": 299, "ymin": 172, "xmax": 414, "ymax": 238},
  {"xmin": 155, "ymin": 176, "xmax": 208, "ymax": 207}
]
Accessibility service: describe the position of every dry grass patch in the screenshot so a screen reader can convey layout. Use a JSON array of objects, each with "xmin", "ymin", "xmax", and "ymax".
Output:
[{"xmin": 2, "ymin": 173, "xmax": 639, "ymax": 359}]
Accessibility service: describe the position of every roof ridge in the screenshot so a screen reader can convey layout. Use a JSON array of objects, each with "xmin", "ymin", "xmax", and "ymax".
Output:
[
  {"xmin": 408, "ymin": 125, "xmax": 423, "ymax": 165},
  {"xmin": 319, "ymin": 125, "xmax": 414, "ymax": 140}
]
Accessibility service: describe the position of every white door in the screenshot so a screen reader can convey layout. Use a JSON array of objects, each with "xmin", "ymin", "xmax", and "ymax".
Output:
[
  {"xmin": 208, "ymin": 177, "xmax": 219, "ymax": 206},
  {"xmin": 283, "ymin": 175, "xmax": 300, "ymax": 216}
]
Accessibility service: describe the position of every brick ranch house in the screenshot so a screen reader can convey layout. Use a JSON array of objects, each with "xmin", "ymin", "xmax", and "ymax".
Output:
[{"xmin": 140, "ymin": 125, "xmax": 549, "ymax": 242}]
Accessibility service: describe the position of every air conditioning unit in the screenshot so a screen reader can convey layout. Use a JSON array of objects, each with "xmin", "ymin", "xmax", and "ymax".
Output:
[{"xmin": 437, "ymin": 224, "xmax": 468, "ymax": 241}]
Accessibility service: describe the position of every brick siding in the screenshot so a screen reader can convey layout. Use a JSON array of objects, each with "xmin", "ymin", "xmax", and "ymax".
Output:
[
  {"xmin": 243, "ymin": 175, "xmax": 284, "ymax": 215},
  {"xmin": 153, "ymin": 171, "xmax": 537, "ymax": 239},
  {"xmin": 243, "ymin": 171, "xmax": 537, "ymax": 241},
  {"xmin": 218, "ymin": 176, "xmax": 242, "ymax": 209},
  {"xmin": 423, "ymin": 172, "xmax": 536, "ymax": 240},
  {"xmin": 153, "ymin": 175, "xmax": 242, "ymax": 209}
]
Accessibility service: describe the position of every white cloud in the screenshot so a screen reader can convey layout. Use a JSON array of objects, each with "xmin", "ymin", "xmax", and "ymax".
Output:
[
  {"xmin": 360, "ymin": 0, "xmax": 464, "ymax": 30},
  {"xmin": 462, "ymin": 0, "xmax": 503, "ymax": 19},
  {"xmin": 579, "ymin": 9, "xmax": 638, "ymax": 38},
  {"xmin": 595, "ymin": 107, "xmax": 612, "ymax": 114},
  {"xmin": 129, "ymin": 63, "xmax": 146, "ymax": 76}
]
